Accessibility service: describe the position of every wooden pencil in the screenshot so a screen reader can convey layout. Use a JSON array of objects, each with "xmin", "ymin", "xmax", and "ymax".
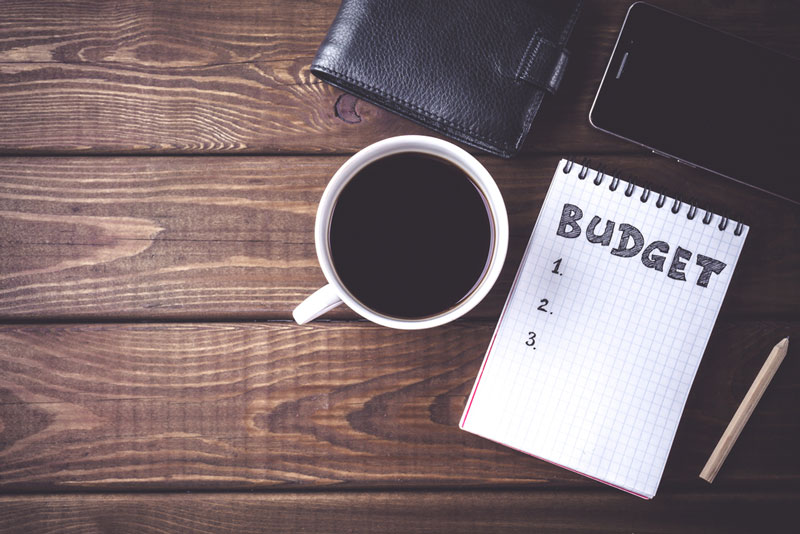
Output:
[{"xmin": 700, "ymin": 337, "xmax": 790, "ymax": 483}]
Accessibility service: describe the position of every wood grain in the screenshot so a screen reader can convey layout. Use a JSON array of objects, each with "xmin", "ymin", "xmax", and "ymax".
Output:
[
  {"xmin": 0, "ymin": 491, "xmax": 797, "ymax": 534},
  {"xmin": 0, "ymin": 320, "xmax": 796, "ymax": 492},
  {"xmin": 0, "ymin": 0, "xmax": 797, "ymax": 154},
  {"xmin": 1, "ymin": 0, "xmax": 797, "ymax": 530},
  {"xmin": 1, "ymin": 155, "xmax": 798, "ymax": 321}
]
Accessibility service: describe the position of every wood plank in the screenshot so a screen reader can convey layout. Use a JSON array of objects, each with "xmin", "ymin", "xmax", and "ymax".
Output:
[
  {"xmin": 0, "ymin": 155, "xmax": 797, "ymax": 321},
  {"xmin": 0, "ymin": 0, "xmax": 797, "ymax": 154},
  {"xmin": 0, "ymin": 320, "xmax": 796, "ymax": 492},
  {"xmin": 0, "ymin": 491, "xmax": 797, "ymax": 533}
]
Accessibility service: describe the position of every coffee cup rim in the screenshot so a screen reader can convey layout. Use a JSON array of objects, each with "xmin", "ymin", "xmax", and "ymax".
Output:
[{"xmin": 314, "ymin": 135, "xmax": 508, "ymax": 329}]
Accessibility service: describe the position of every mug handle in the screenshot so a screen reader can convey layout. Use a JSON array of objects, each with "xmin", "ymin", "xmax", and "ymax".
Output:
[{"xmin": 293, "ymin": 284, "xmax": 343, "ymax": 324}]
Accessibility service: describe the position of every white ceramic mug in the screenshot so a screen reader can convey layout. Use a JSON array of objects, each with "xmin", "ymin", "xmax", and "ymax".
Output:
[{"xmin": 293, "ymin": 135, "xmax": 509, "ymax": 329}]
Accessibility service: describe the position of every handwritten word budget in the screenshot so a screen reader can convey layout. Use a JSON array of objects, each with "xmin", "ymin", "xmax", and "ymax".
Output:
[
  {"xmin": 460, "ymin": 160, "xmax": 748, "ymax": 499},
  {"xmin": 556, "ymin": 203, "xmax": 728, "ymax": 288}
]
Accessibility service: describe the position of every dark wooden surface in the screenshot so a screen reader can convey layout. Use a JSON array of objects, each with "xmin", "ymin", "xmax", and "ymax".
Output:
[{"xmin": 0, "ymin": 1, "xmax": 797, "ymax": 532}]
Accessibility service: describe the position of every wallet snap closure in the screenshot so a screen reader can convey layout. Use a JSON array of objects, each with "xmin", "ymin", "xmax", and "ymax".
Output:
[{"xmin": 516, "ymin": 32, "xmax": 570, "ymax": 94}]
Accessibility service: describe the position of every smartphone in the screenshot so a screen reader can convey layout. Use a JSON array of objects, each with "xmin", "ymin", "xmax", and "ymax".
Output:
[{"xmin": 590, "ymin": 2, "xmax": 800, "ymax": 205}]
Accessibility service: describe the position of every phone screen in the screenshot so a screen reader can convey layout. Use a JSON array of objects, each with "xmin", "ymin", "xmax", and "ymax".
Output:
[{"xmin": 590, "ymin": 2, "xmax": 800, "ymax": 203}]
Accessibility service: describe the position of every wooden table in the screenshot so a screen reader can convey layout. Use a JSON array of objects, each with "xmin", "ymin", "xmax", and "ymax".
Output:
[{"xmin": 0, "ymin": 1, "xmax": 797, "ymax": 532}]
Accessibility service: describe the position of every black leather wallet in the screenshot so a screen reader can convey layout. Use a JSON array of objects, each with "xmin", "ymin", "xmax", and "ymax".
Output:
[{"xmin": 311, "ymin": 0, "xmax": 583, "ymax": 157}]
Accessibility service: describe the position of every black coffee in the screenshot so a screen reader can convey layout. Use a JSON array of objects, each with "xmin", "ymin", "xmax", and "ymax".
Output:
[{"xmin": 329, "ymin": 152, "xmax": 492, "ymax": 319}]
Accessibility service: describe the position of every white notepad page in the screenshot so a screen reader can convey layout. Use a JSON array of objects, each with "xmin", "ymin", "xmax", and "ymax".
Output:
[{"xmin": 461, "ymin": 160, "xmax": 748, "ymax": 499}]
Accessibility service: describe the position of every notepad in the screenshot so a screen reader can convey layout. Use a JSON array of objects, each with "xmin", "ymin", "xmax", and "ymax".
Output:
[{"xmin": 460, "ymin": 160, "xmax": 749, "ymax": 499}]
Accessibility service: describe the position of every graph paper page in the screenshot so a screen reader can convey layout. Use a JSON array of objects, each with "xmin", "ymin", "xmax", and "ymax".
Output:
[{"xmin": 460, "ymin": 160, "xmax": 748, "ymax": 499}]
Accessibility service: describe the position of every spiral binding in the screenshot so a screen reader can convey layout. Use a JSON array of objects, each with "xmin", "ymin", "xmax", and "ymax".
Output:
[{"xmin": 562, "ymin": 160, "xmax": 744, "ymax": 236}]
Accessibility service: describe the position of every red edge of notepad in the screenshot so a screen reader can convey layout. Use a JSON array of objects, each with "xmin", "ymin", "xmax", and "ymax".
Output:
[
  {"xmin": 473, "ymin": 430, "xmax": 653, "ymax": 499},
  {"xmin": 460, "ymin": 266, "xmax": 518, "ymax": 426},
  {"xmin": 460, "ymin": 160, "xmax": 652, "ymax": 500},
  {"xmin": 461, "ymin": 158, "xmax": 553, "ymax": 428},
  {"xmin": 460, "ymin": 243, "xmax": 652, "ymax": 500},
  {"xmin": 460, "ymin": 302, "xmax": 653, "ymax": 500}
]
